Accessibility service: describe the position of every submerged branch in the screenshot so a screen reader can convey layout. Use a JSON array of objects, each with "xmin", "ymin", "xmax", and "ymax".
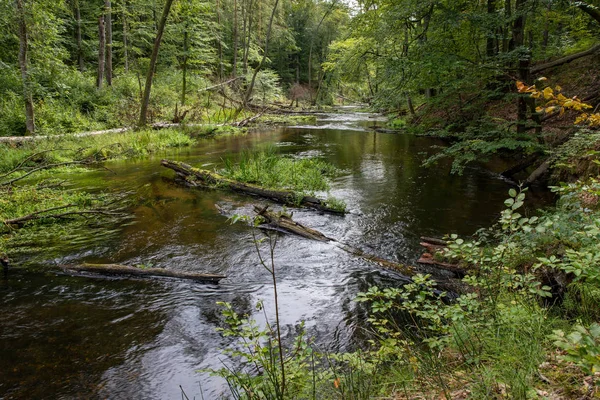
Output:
[{"xmin": 62, "ymin": 263, "xmax": 226, "ymax": 283}]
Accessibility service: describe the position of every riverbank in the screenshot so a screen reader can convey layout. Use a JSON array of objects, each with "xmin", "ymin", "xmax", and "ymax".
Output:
[{"xmin": 2, "ymin": 112, "xmax": 533, "ymax": 399}]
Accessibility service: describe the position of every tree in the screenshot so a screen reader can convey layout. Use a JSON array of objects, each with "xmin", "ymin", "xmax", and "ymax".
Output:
[
  {"xmin": 16, "ymin": 0, "xmax": 34, "ymax": 135},
  {"xmin": 139, "ymin": 0, "xmax": 176, "ymax": 127}
]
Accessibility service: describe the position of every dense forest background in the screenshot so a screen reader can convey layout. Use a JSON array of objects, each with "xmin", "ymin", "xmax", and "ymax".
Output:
[{"xmin": 2, "ymin": 0, "xmax": 600, "ymax": 139}]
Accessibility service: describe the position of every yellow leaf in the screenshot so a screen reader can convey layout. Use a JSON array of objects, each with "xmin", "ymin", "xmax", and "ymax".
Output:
[
  {"xmin": 334, "ymin": 378, "xmax": 340, "ymax": 389},
  {"xmin": 543, "ymin": 87, "xmax": 554, "ymax": 100}
]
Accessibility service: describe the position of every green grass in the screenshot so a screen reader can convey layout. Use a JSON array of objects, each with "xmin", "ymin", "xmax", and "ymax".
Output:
[{"xmin": 220, "ymin": 148, "xmax": 340, "ymax": 193}]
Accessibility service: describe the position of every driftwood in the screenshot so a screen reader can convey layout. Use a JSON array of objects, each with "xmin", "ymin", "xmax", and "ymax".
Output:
[
  {"xmin": 420, "ymin": 236, "xmax": 447, "ymax": 246},
  {"xmin": 253, "ymin": 205, "xmax": 413, "ymax": 275},
  {"xmin": 161, "ymin": 159, "xmax": 344, "ymax": 214},
  {"xmin": 62, "ymin": 263, "xmax": 226, "ymax": 283},
  {"xmin": 254, "ymin": 205, "xmax": 333, "ymax": 242}
]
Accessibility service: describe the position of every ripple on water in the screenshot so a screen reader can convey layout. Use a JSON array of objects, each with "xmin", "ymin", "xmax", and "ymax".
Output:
[{"xmin": 0, "ymin": 112, "xmax": 554, "ymax": 399}]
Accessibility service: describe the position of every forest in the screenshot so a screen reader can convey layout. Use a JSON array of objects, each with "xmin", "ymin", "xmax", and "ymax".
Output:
[{"xmin": 1, "ymin": 0, "xmax": 600, "ymax": 398}]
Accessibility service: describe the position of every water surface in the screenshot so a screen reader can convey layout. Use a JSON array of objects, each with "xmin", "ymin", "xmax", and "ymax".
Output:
[{"xmin": 0, "ymin": 113, "xmax": 550, "ymax": 399}]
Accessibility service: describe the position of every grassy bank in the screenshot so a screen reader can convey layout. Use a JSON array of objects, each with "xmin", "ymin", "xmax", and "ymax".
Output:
[
  {"xmin": 0, "ymin": 128, "xmax": 198, "ymax": 263},
  {"xmin": 208, "ymin": 179, "xmax": 600, "ymax": 399}
]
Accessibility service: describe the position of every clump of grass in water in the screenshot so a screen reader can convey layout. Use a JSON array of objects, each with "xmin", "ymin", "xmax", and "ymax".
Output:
[
  {"xmin": 220, "ymin": 147, "xmax": 339, "ymax": 192},
  {"xmin": 220, "ymin": 147, "xmax": 347, "ymax": 211}
]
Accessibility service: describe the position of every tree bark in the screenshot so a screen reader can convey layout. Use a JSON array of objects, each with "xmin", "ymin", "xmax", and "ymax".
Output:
[
  {"xmin": 487, "ymin": 0, "xmax": 497, "ymax": 57},
  {"xmin": 97, "ymin": 15, "xmax": 105, "ymax": 89},
  {"xmin": 232, "ymin": 0, "xmax": 238, "ymax": 77},
  {"xmin": 243, "ymin": 0, "xmax": 280, "ymax": 107},
  {"xmin": 513, "ymin": 0, "xmax": 529, "ymax": 134},
  {"xmin": 123, "ymin": 1, "xmax": 129, "ymax": 72},
  {"xmin": 215, "ymin": 0, "xmax": 224, "ymax": 80},
  {"xmin": 105, "ymin": 0, "xmax": 113, "ymax": 86},
  {"xmin": 242, "ymin": 0, "xmax": 253, "ymax": 74},
  {"xmin": 181, "ymin": 27, "xmax": 188, "ymax": 105},
  {"xmin": 16, "ymin": 0, "xmax": 35, "ymax": 135},
  {"xmin": 139, "ymin": 0, "xmax": 175, "ymax": 127},
  {"xmin": 74, "ymin": 0, "xmax": 84, "ymax": 71}
]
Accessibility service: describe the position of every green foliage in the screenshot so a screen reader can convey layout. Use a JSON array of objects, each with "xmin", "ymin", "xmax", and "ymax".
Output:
[
  {"xmin": 220, "ymin": 147, "xmax": 339, "ymax": 192},
  {"xmin": 552, "ymin": 324, "xmax": 600, "ymax": 375}
]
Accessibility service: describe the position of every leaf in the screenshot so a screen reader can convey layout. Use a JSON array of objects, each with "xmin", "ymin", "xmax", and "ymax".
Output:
[{"xmin": 509, "ymin": 189, "xmax": 517, "ymax": 198}]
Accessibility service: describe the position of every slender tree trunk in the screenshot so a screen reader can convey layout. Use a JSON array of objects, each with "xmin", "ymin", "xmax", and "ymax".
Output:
[
  {"xmin": 243, "ymin": 0, "xmax": 253, "ymax": 74},
  {"xmin": 503, "ymin": 0, "xmax": 512, "ymax": 52},
  {"xmin": 97, "ymin": 16, "xmax": 105, "ymax": 89},
  {"xmin": 243, "ymin": 0, "xmax": 280, "ymax": 107},
  {"xmin": 123, "ymin": 1, "xmax": 129, "ymax": 72},
  {"xmin": 407, "ymin": 95, "xmax": 416, "ymax": 116},
  {"xmin": 181, "ymin": 28, "xmax": 188, "ymax": 105},
  {"xmin": 308, "ymin": 0, "xmax": 337, "ymax": 98},
  {"xmin": 216, "ymin": 0, "xmax": 224, "ymax": 80},
  {"xmin": 105, "ymin": 0, "xmax": 112, "ymax": 85},
  {"xmin": 513, "ymin": 0, "xmax": 530, "ymax": 133},
  {"xmin": 139, "ymin": 0, "xmax": 175, "ymax": 127},
  {"xmin": 16, "ymin": 0, "xmax": 35, "ymax": 135},
  {"xmin": 74, "ymin": 0, "xmax": 84, "ymax": 71},
  {"xmin": 232, "ymin": 0, "xmax": 238, "ymax": 77},
  {"xmin": 487, "ymin": 0, "xmax": 496, "ymax": 57}
]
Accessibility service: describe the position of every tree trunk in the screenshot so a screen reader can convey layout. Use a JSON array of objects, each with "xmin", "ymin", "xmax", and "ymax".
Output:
[
  {"xmin": 407, "ymin": 95, "xmax": 416, "ymax": 116},
  {"xmin": 232, "ymin": 0, "xmax": 238, "ymax": 77},
  {"xmin": 74, "ymin": 0, "xmax": 84, "ymax": 71},
  {"xmin": 97, "ymin": 15, "xmax": 105, "ymax": 89},
  {"xmin": 215, "ymin": 0, "xmax": 224, "ymax": 80},
  {"xmin": 513, "ymin": 0, "xmax": 529, "ymax": 134},
  {"xmin": 243, "ymin": 0, "xmax": 280, "ymax": 107},
  {"xmin": 17, "ymin": 0, "xmax": 35, "ymax": 135},
  {"xmin": 123, "ymin": 1, "xmax": 129, "ymax": 72},
  {"xmin": 139, "ymin": 0, "xmax": 175, "ymax": 127},
  {"xmin": 487, "ymin": 0, "xmax": 496, "ymax": 57},
  {"xmin": 105, "ymin": 0, "xmax": 112, "ymax": 86},
  {"xmin": 243, "ymin": 0, "xmax": 253, "ymax": 74},
  {"xmin": 181, "ymin": 28, "xmax": 188, "ymax": 105},
  {"xmin": 503, "ymin": 0, "xmax": 512, "ymax": 52}
]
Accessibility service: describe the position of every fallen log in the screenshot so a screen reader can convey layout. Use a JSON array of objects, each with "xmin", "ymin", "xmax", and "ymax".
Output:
[
  {"xmin": 531, "ymin": 44, "xmax": 600, "ymax": 74},
  {"xmin": 253, "ymin": 205, "xmax": 413, "ymax": 275},
  {"xmin": 254, "ymin": 205, "xmax": 333, "ymax": 242},
  {"xmin": 419, "ymin": 241, "xmax": 446, "ymax": 253},
  {"xmin": 418, "ymin": 253, "xmax": 466, "ymax": 277},
  {"xmin": 62, "ymin": 263, "xmax": 226, "ymax": 283},
  {"xmin": 420, "ymin": 236, "xmax": 447, "ymax": 246},
  {"xmin": 161, "ymin": 160, "xmax": 344, "ymax": 214}
]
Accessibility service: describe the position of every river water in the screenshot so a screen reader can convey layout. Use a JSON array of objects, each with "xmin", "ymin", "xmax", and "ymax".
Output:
[{"xmin": 0, "ymin": 112, "xmax": 550, "ymax": 399}]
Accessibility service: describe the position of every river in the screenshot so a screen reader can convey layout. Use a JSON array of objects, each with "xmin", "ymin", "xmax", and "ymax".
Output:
[{"xmin": 0, "ymin": 111, "xmax": 551, "ymax": 399}]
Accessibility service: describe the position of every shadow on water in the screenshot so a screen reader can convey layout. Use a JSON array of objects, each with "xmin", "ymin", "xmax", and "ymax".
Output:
[{"xmin": 0, "ymin": 112, "xmax": 553, "ymax": 399}]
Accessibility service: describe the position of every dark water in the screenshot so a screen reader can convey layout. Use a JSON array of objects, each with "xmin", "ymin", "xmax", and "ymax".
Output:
[{"xmin": 0, "ymin": 112, "xmax": 551, "ymax": 399}]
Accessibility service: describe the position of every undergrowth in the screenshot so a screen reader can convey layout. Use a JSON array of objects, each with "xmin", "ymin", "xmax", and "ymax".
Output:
[{"xmin": 207, "ymin": 179, "xmax": 600, "ymax": 399}]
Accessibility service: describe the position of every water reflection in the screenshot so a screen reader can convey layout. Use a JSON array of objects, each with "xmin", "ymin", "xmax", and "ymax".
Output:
[{"xmin": 0, "ymin": 113, "xmax": 551, "ymax": 399}]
